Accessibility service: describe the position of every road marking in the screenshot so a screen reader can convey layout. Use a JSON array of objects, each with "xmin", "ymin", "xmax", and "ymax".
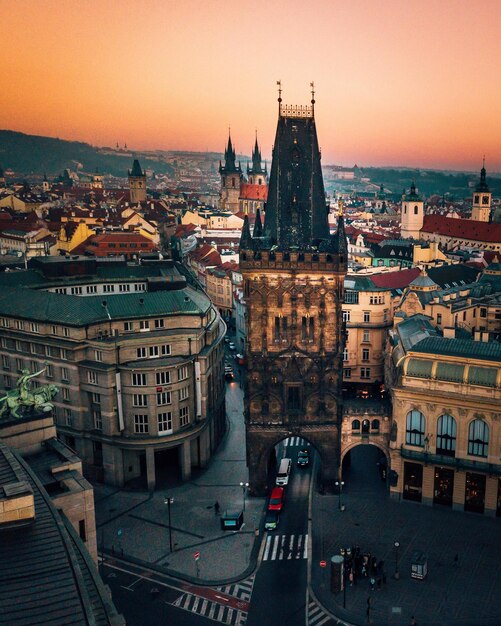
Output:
[
  {"xmin": 297, "ymin": 534, "xmax": 303, "ymax": 559},
  {"xmin": 288, "ymin": 535, "xmax": 294, "ymax": 559},
  {"xmin": 303, "ymin": 533, "xmax": 309, "ymax": 559},
  {"xmin": 263, "ymin": 534, "xmax": 308, "ymax": 561},
  {"xmin": 263, "ymin": 536, "xmax": 272, "ymax": 561},
  {"xmin": 271, "ymin": 535, "xmax": 279, "ymax": 560},
  {"xmin": 279, "ymin": 534, "xmax": 286, "ymax": 560}
]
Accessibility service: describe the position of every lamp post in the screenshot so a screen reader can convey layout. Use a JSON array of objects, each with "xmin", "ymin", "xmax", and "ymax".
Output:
[
  {"xmin": 164, "ymin": 497, "xmax": 174, "ymax": 552},
  {"xmin": 239, "ymin": 481, "xmax": 249, "ymax": 511},
  {"xmin": 393, "ymin": 540, "xmax": 400, "ymax": 580},
  {"xmin": 335, "ymin": 480, "xmax": 345, "ymax": 511}
]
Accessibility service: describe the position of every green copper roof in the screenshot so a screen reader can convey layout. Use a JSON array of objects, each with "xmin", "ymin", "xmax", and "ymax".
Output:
[{"xmin": 412, "ymin": 336, "xmax": 501, "ymax": 363}]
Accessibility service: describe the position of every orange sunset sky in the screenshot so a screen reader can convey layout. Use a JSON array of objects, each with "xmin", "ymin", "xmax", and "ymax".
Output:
[{"xmin": 1, "ymin": 0, "xmax": 500, "ymax": 170}]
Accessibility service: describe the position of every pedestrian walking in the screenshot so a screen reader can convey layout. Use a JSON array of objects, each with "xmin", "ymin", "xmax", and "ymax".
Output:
[{"xmin": 214, "ymin": 501, "xmax": 220, "ymax": 515}]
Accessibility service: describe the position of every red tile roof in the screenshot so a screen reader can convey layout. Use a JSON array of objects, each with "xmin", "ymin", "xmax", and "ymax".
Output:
[
  {"xmin": 239, "ymin": 184, "xmax": 268, "ymax": 201},
  {"xmin": 421, "ymin": 215, "xmax": 501, "ymax": 243},
  {"xmin": 371, "ymin": 267, "xmax": 421, "ymax": 289}
]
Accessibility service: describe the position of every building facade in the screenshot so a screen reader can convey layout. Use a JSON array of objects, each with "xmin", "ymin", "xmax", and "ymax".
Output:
[
  {"xmin": 0, "ymin": 256, "xmax": 226, "ymax": 490},
  {"xmin": 240, "ymin": 94, "xmax": 347, "ymax": 495}
]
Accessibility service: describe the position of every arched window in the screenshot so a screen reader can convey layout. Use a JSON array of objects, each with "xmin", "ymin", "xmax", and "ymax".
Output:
[
  {"xmin": 371, "ymin": 419, "xmax": 380, "ymax": 431},
  {"xmin": 436, "ymin": 414, "xmax": 456, "ymax": 457},
  {"xmin": 414, "ymin": 205, "xmax": 419, "ymax": 214},
  {"xmin": 406, "ymin": 409, "xmax": 425, "ymax": 446},
  {"xmin": 468, "ymin": 419, "xmax": 489, "ymax": 457},
  {"xmin": 352, "ymin": 419, "xmax": 360, "ymax": 431},
  {"xmin": 362, "ymin": 419, "xmax": 370, "ymax": 434}
]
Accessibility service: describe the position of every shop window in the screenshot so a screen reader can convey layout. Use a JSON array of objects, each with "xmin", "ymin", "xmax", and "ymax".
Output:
[
  {"xmin": 433, "ymin": 467, "xmax": 454, "ymax": 507},
  {"xmin": 403, "ymin": 461, "xmax": 423, "ymax": 502},
  {"xmin": 464, "ymin": 472, "xmax": 486, "ymax": 514},
  {"xmin": 406, "ymin": 409, "xmax": 425, "ymax": 447}
]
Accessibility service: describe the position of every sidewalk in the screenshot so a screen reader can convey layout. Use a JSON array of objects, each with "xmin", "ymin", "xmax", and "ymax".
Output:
[
  {"xmin": 93, "ymin": 381, "xmax": 265, "ymax": 585},
  {"xmin": 311, "ymin": 446, "xmax": 501, "ymax": 626}
]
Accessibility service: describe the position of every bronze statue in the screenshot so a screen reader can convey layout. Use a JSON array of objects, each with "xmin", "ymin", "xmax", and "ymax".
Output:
[{"xmin": 0, "ymin": 368, "xmax": 59, "ymax": 419}]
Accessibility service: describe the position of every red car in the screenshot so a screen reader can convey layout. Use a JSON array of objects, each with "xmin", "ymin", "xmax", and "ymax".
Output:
[{"xmin": 268, "ymin": 487, "xmax": 285, "ymax": 512}]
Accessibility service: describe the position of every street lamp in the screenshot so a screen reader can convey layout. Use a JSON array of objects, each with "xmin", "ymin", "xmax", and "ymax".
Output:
[
  {"xmin": 335, "ymin": 480, "xmax": 345, "ymax": 511},
  {"xmin": 393, "ymin": 540, "xmax": 400, "ymax": 580},
  {"xmin": 164, "ymin": 497, "xmax": 174, "ymax": 552},
  {"xmin": 239, "ymin": 481, "xmax": 249, "ymax": 511}
]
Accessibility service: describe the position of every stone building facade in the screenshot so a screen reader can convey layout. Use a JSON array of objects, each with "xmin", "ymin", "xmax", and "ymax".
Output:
[
  {"xmin": 240, "ymin": 95, "xmax": 347, "ymax": 495},
  {"xmin": 0, "ymin": 256, "xmax": 226, "ymax": 490}
]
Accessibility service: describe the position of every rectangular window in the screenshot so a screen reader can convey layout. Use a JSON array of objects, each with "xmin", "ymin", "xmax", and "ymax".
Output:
[
  {"xmin": 51, "ymin": 325, "xmax": 57, "ymax": 335},
  {"xmin": 30, "ymin": 322, "xmax": 40, "ymax": 333},
  {"xmin": 87, "ymin": 370, "xmax": 98, "ymax": 385},
  {"xmin": 46, "ymin": 363, "xmax": 53, "ymax": 378},
  {"xmin": 86, "ymin": 285, "xmax": 97, "ymax": 294},
  {"xmin": 344, "ymin": 291, "xmax": 359, "ymax": 304},
  {"xmin": 79, "ymin": 520, "xmax": 87, "ymax": 542},
  {"xmin": 156, "ymin": 371, "xmax": 171, "ymax": 386},
  {"xmin": 480, "ymin": 308, "xmax": 487, "ymax": 318},
  {"xmin": 70, "ymin": 286, "xmax": 82, "ymax": 295},
  {"xmin": 363, "ymin": 311, "xmax": 371, "ymax": 323},
  {"xmin": 103, "ymin": 284, "xmax": 115, "ymax": 293},
  {"xmin": 140, "ymin": 320, "xmax": 150, "ymax": 331},
  {"xmin": 61, "ymin": 367, "xmax": 69, "ymax": 382},
  {"xmin": 136, "ymin": 347, "xmax": 147, "ymax": 359},
  {"xmin": 274, "ymin": 316, "xmax": 280, "ymax": 341},
  {"xmin": 133, "ymin": 393, "xmax": 148, "ymax": 407},
  {"xmin": 179, "ymin": 406, "xmax": 189, "ymax": 427},
  {"xmin": 363, "ymin": 330, "xmax": 370, "ymax": 343},
  {"xmin": 0, "ymin": 317, "xmax": 9, "ymax": 328},
  {"xmin": 437, "ymin": 313, "xmax": 442, "ymax": 325},
  {"xmin": 161, "ymin": 344, "xmax": 171, "ymax": 356},
  {"xmin": 92, "ymin": 392, "xmax": 101, "ymax": 404},
  {"xmin": 1, "ymin": 355, "xmax": 9, "ymax": 370},
  {"xmin": 132, "ymin": 373, "xmax": 147, "ymax": 386},
  {"xmin": 119, "ymin": 284, "xmax": 131, "ymax": 292},
  {"xmin": 342, "ymin": 311, "xmax": 350, "ymax": 322},
  {"xmin": 343, "ymin": 348, "xmax": 349, "ymax": 362},
  {"xmin": 62, "ymin": 387, "xmax": 70, "ymax": 401},
  {"xmin": 158, "ymin": 412, "xmax": 173, "ymax": 434},
  {"xmin": 3, "ymin": 375, "xmax": 11, "ymax": 389},
  {"xmin": 94, "ymin": 350, "xmax": 103, "ymax": 362},
  {"xmin": 64, "ymin": 408, "xmax": 72, "ymax": 426},
  {"xmin": 343, "ymin": 368, "xmax": 351, "ymax": 378},
  {"xmin": 178, "ymin": 365, "xmax": 189, "ymax": 381},
  {"xmin": 157, "ymin": 391, "xmax": 171, "ymax": 406},
  {"xmin": 154, "ymin": 318, "xmax": 165, "ymax": 329},
  {"xmin": 16, "ymin": 358, "xmax": 23, "ymax": 372},
  {"xmin": 15, "ymin": 320, "xmax": 24, "ymax": 330},
  {"xmin": 179, "ymin": 386, "xmax": 189, "ymax": 401},
  {"xmin": 361, "ymin": 367, "xmax": 371, "ymax": 379},
  {"xmin": 60, "ymin": 349, "xmax": 68, "ymax": 360},
  {"xmin": 93, "ymin": 408, "xmax": 102, "ymax": 430},
  {"xmin": 149, "ymin": 346, "xmax": 159, "ymax": 358},
  {"xmin": 134, "ymin": 414, "xmax": 149, "ymax": 433},
  {"xmin": 383, "ymin": 309, "xmax": 388, "ymax": 322},
  {"xmin": 287, "ymin": 386, "xmax": 301, "ymax": 411},
  {"xmin": 124, "ymin": 321, "xmax": 133, "ymax": 332},
  {"xmin": 362, "ymin": 348, "xmax": 370, "ymax": 361}
]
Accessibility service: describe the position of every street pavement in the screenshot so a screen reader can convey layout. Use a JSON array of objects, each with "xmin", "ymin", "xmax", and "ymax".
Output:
[{"xmin": 92, "ymin": 356, "xmax": 501, "ymax": 626}]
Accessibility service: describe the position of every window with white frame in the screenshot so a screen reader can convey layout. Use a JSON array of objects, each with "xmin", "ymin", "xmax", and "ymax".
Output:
[
  {"xmin": 133, "ymin": 393, "xmax": 148, "ymax": 407},
  {"xmin": 94, "ymin": 350, "xmax": 103, "ymax": 362},
  {"xmin": 46, "ymin": 363, "xmax": 54, "ymax": 378},
  {"xmin": 3, "ymin": 375, "xmax": 11, "ymax": 389},
  {"xmin": 93, "ymin": 408, "xmax": 102, "ymax": 430},
  {"xmin": 61, "ymin": 367, "xmax": 69, "ymax": 382},
  {"xmin": 363, "ymin": 311, "xmax": 371, "ymax": 323},
  {"xmin": 156, "ymin": 371, "xmax": 171, "ymax": 385},
  {"xmin": 30, "ymin": 322, "xmax": 40, "ymax": 333},
  {"xmin": 92, "ymin": 392, "xmax": 101, "ymax": 404},
  {"xmin": 132, "ymin": 373, "xmax": 147, "ymax": 386},
  {"xmin": 343, "ymin": 348, "xmax": 349, "ymax": 362},
  {"xmin": 178, "ymin": 365, "xmax": 189, "ymax": 381},
  {"xmin": 140, "ymin": 320, "xmax": 150, "ymax": 331},
  {"xmin": 343, "ymin": 368, "xmax": 351, "ymax": 378},
  {"xmin": 15, "ymin": 320, "xmax": 24, "ymax": 330},
  {"xmin": 149, "ymin": 346, "xmax": 159, "ymax": 358},
  {"xmin": 363, "ymin": 330, "xmax": 370, "ymax": 342},
  {"xmin": 51, "ymin": 325, "xmax": 57, "ymax": 335},
  {"xmin": 161, "ymin": 344, "xmax": 171, "ymax": 356},
  {"xmin": 63, "ymin": 327, "xmax": 70, "ymax": 337},
  {"xmin": 136, "ymin": 347, "xmax": 147, "ymax": 359},
  {"xmin": 103, "ymin": 284, "xmax": 115, "ymax": 293},
  {"xmin": 134, "ymin": 414, "xmax": 149, "ymax": 433},
  {"xmin": 157, "ymin": 391, "xmax": 171, "ymax": 406},
  {"xmin": 1, "ymin": 355, "xmax": 9, "ymax": 370},
  {"xmin": 87, "ymin": 370, "xmax": 98, "ymax": 385},
  {"xmin": 179, "ymin": 386, "xmax": 189, "ymax": 401},
  {"xmin": 16, "ymin": 358, "xmax": 23, "ymax": 372},
  {"xmin": 154, "ymin": 318, "xmax": 165, "ymax": 329},
  {"xmin": 70, "ymin": 286, "xmax": 82, "ymax": 295},
  {"xmin": 179, "ymin": 406, "xmax": 189, "ymax": 427},
  {"xmin": 64, "ymin": 408, "xmax": 72, "ymax": 426},
  {"xmin": 86, "ymin": 285, "xmax": 97, "ymax": 294},
  {"xmin": 119, "ymin": 284, "xmax": 131, "ymax": 292},
  {"xmin": 158, "ymin": 412, "xmax": 172, "ymax": 434},
  {"xmin": 124, "ymin": 321, "xmax": 133, "ymax": 332},
  {"xmin": 360, "ymin": 367, "xmax": 371, "ymax": 379},
  {"xmin": 0, "ymin": 317, "xmax": 9, "ymax": 328},
  {"xmin": 342, "ymin": 311, "xmax": 350, "ymax": 322},
  {"xmin": 362, "ymin": 348, "xmax": 370, "ymax": 361},
  {"xmin": 60, "ymin": 349, "xmax": 69, "ymax": 360}
]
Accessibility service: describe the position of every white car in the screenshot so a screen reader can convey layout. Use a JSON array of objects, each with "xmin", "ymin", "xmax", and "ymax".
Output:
[{"xmin": 228, "ymin": 342, "xmax": 236, "ymax": 350}]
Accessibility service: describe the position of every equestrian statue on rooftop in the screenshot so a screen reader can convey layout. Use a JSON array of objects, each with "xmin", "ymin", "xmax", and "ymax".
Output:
[{"xmin": 0, "ymin": 368, "xmax": 59, "ymax": 419}]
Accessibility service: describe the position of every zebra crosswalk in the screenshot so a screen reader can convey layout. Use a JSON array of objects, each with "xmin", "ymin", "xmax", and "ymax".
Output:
[
  {"xmin": 216, "ymin": 574, "xmax": 255, "ymax": 602},
  {"xmin": 308, "ymin": 595, "xmax": 333, "ymax": 626},
  {"xmin": 283, "ymin": 437, "xmax": 310, "ymax": 448},
  {"xmin": 262, "ymin": 533, "xmax": 308, "ymax": 561},
  {"xmin": 173, "ymin": 592, "xmax": 247, "ymax": 625}
]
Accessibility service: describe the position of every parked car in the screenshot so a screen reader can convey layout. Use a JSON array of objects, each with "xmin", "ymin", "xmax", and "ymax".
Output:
[
  {"xmin": 264, "ymin": 510, "xmax": 280, "ymax": 530},
  {"xmin": 228, "ymin": 342, "xmax": 236, "ymax": 350},
  {"xmin": 268, "ymin": 486, "xmax": 285, "ymax": 512},
  {"xmin": 297, "ymin": 449, "xmax": 310, "ymax": 467},
  {"xmin": 224, "ymin": 365, "xmax": 234, "ymax": 380},
  {"xmin": 224, "ymin": 337, "xmax": 230, "ymax": 344}
]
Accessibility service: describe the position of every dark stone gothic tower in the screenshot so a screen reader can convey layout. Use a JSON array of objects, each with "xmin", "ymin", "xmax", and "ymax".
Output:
[
  {"xmin": 219, "ymin": 134, "xmax": 242, "ymax": 213},
  {"xmin": 240, "ymin": 91, "xmax": 347, "ymax": 495},
  {"xmin": 247, "ymin": 135, "xmax": 268, "ymax": 186},
  {"xmin": 128, "ymin": 159, "xmax": 147, "ymax": 204}
]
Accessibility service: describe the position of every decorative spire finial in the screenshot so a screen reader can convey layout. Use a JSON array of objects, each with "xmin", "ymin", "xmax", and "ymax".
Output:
[
  {"xmin": 277, "ymin": 80, "xmax": 282, "ymax": 115},
  {"xmin": 338, "ymin": 198, "xmax": 343, "ymax": 217},
  {"xmin": 310, "ymin": 81, "xmax": 315, "ymax": 104}
]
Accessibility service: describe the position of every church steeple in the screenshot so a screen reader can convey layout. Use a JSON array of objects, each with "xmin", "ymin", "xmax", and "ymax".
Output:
[
  {"xmin": 219, "ymin": 132, "xmax": 241, "ymax": 175},
  {"xmin": 472, "ymin": 159, "xmax": 491, "ymax": 222},
  {"xmin": 247, "ymin": 134, "xmax": 268, "ymax": 184},
  {"xmin": 253, "ymin": 208, "xmax": 263, "ymax": 237},
  {"xmin": 219, "ymin": 131, "xmax": 243, "ymax": 213}
]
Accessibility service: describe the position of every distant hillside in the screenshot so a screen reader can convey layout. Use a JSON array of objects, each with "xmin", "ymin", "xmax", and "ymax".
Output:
[{"xmin": 0, "ymin": 130, "xmax": 174, "ymax": 178}]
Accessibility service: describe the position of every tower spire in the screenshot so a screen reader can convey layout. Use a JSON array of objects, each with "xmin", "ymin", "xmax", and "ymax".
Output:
[
  {"xmin": 277, "ymin": 80, "xmax": 282, "ymax": 115},
  {"xmin": 310, "ymin": 81, "xmax": 315, "ymax": 117}
]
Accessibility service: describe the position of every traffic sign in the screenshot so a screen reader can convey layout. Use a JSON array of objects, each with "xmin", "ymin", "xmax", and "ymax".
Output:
[
  {"xmin": 320, "ymin": 560, "xmax": 327, "ymax": 568},
  {"xmin": 194, "ymin": 551, "xmax": 200, "ymax": 561}
]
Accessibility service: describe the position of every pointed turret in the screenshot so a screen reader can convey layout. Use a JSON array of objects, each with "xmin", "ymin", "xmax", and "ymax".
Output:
[
  {"xmin": 219, "ymin": 133, "xmax": 241, "ymax": 175},
  {"xmin": 247, "ymin": 134, "xmax": 268, "ymax": 184},
  {"xmin": 129, "ymin": 159, "xmax": 144, "ymax": 177},
  {"xmin": 239, "ymin": 214, "xmax": 253, "ymax": 250},
  {"xmin": 253, "ymin": 209, "xmax": 263, "ymax": 237},
  {"xmin": 476, "ymin": 160, "xmax": 489, "ymax": 192},
  {"xmin": 472, "ymin": 159, "xmax": 491, "ymax": 222}
]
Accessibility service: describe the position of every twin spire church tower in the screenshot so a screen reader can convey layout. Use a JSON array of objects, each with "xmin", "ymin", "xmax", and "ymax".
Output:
[{"xmin": 240, "ymin": 87, "xmax": 347, "ymax": 495}]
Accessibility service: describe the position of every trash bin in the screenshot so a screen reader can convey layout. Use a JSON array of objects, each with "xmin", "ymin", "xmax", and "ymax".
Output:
[
  {"xmin": 330, "ymin": 555, "xmax": 344, "ymax": 593},
  {"xmin": 411, "ymin": 551, "xmax": 427, "ymax": 580}
]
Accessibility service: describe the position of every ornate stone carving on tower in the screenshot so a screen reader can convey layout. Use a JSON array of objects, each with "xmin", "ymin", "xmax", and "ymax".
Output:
[
  {"xmin": 128, "ymin": 159, "xmax": 147, "ymax": 204},
  {"xmin": 219, "ymin": 134, "xmax": 243, "ymax": 213},
  {"xmin": 471, "ymin": 160, "xmax": 491, "ymax": 222},
  {"xmin": 240, "ymin": 85, "xmax": 348, "ymax": 495}
]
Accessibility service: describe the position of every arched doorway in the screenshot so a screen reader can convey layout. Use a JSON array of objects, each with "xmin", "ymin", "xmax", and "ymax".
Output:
[{"xmin": 340, "ymin": 444, "xmax": 389, "ymax": 499}]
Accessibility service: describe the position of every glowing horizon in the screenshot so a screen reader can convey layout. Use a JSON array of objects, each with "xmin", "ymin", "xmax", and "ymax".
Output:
[{"xmin": 1, "ymin": 0, "xmax": 500, "ymax": 171}]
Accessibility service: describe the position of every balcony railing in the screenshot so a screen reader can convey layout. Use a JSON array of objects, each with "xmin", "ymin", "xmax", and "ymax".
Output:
[{"xmin": 400, "ymin": 445, "xmax": 501, "ymax": 476}]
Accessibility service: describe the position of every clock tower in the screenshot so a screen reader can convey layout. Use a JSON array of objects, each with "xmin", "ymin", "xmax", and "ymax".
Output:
[{"xmin": 471, "ymin": 161, "xmax": 491, "ymax": 222}]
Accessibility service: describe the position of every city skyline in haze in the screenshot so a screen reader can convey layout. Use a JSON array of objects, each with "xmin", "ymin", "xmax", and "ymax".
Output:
[{"xmin": 1, "ymin": 0, "xmax": 500, "ymax": 171}]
